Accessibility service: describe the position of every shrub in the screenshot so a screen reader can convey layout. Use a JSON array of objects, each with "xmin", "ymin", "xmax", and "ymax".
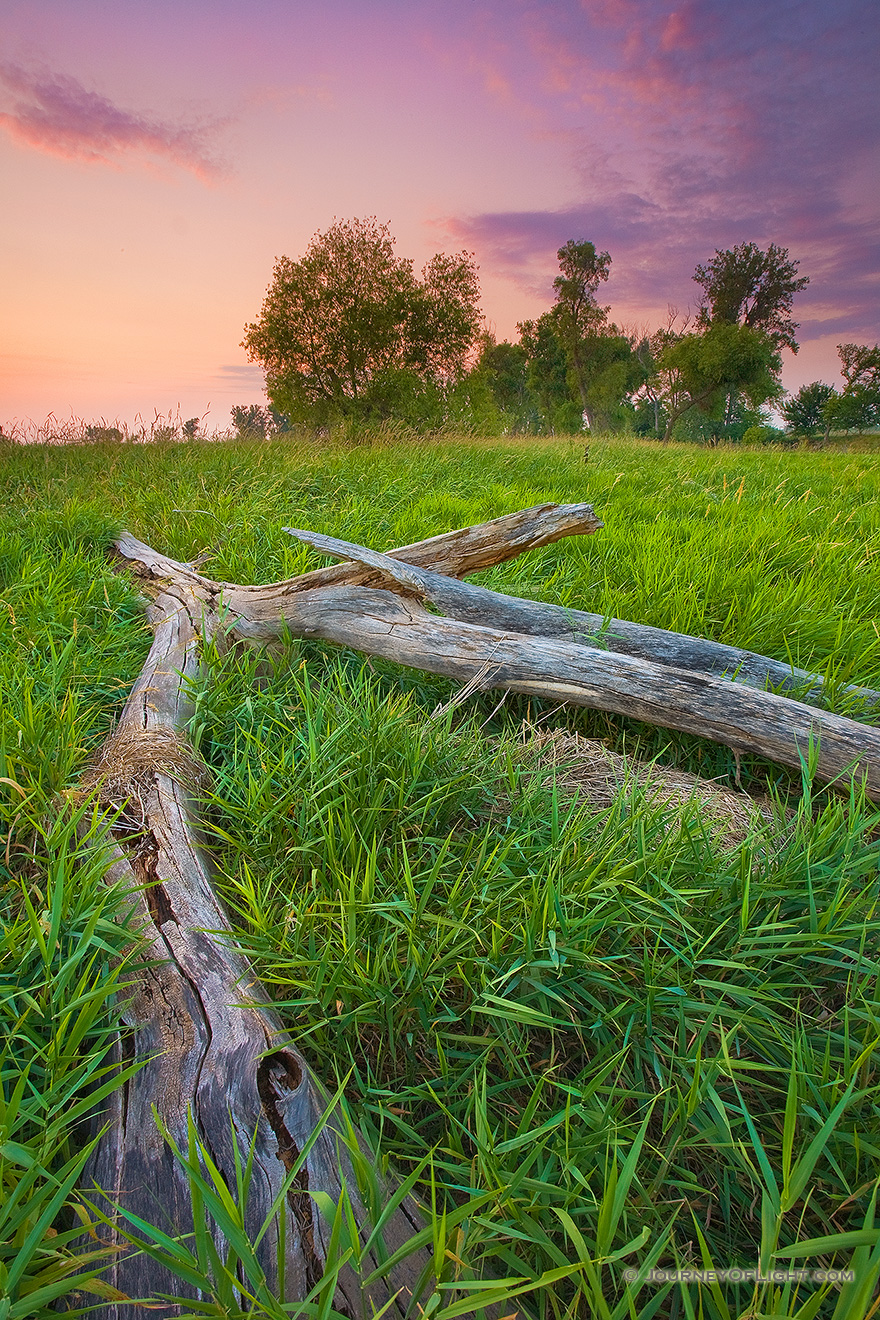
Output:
[
  {"xmin": 84, "ymin": 424, "xmax": 124, "ymax": 444},
  {"xmin": 742, "ymin": 422, "xmax": 784, "ymax": 445}
]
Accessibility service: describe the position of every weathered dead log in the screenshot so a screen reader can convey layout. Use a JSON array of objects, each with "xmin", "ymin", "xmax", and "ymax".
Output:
[
  {"xmin": 89, "ymin": 503, "xmax": 880, "ymax": 1315},
  {"xmin": 82, "ymin": 587, "xmax": 434, "ymax": 1318},
  {"xmin": 280, "ymin": 530, "xmax": 880, "ymax": 712},
  {"xmin": 116, "ymin": 504, "xmax": 880, "ymax": 711},
  {"xmin": 230, "ymin": 581, "xmax": 880, "ymax": 799},
  {"xmin": 114, "ymin": 500, "xmax": 603, "ymax": 616},
  {"xmin": 87, "ymin": 508, "xmax": 611, "ymax": 1316}
]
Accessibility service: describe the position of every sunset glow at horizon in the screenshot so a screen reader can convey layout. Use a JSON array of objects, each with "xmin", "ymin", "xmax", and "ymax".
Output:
[{"xmin": 2, "ymin": 0, "xmax": 878, "ymax": 430}]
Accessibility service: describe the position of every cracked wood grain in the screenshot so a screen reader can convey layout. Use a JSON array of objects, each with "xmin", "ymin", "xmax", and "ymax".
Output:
[
  {"xmin": 259, "ymin": 583, "xmax": 879, "ymax": 799},
  {"xmin": 280, "ymin": 528, "xmax": 880, "ymax": 710},
  {"xmin": 87, "ymin": 502, "xmax": 880, "ymax": 1317},
  {"xmin": 89, "ymin": 505, "xmax": 598, "ymax": 1317},
  {"xmin": 82, "ymin": 589, "xmax": 439, "ymax": 1319}
]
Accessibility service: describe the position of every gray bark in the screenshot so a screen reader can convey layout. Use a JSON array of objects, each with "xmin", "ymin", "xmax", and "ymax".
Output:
[
  {"xmin": 86, "ymin": 507, "xmax": 609, "ymax": 1316},
  {"xmin": 82, "ymin": 588, "xmax": 430, "ymax": 1318},
  {"xmin": 85, "ymin": 501, "xmax": 880, "ymax": 1315},
  {"xmin": 280, "ymin": 529, "xmax": 880, "ymax": 711},
  {"xmin": 234, "ymin": 579, "xmax": 880, "ymax": 800}
]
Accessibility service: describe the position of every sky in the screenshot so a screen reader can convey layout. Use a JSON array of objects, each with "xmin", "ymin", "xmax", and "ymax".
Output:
[{"xmin": 1, "ymin": 0, "xmax": 878, "ymax": 430}]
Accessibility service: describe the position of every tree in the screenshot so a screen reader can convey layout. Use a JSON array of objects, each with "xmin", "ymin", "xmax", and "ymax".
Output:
[
  {"xmin": 781, "ymin": 382, "xmax": 836, "ymax": 437},
  {"xmin": 823, "ymin": 343, "xmax": 880, "ymax": 436},
  {"xmin": 837, "ymin": 341, "xmax": 880, "ymax": 392},
  {"xmin": 693, "ymin": 242, "xmax": 809, "ymax": 352},
  {"xmin": 242, "ymin": 218, "xmax": 482, "ymax": 427},
  {"xmin": 549, "ymin": 241, "xmax": 612, "ymax": 429},
  {"xmin": 578, "ymin": 328, "xmax": 647, "ymax": 431},
  {"xmin": 517, "ymin": 313, "xmax": 584, "ymax": 433},
  {"xmin": 517, "ymin": 242, "xmax": 647, "ymax": 433},
  {"xmin": 474, "ymin": 334, "xmax": 540, "ymax": 433},
  {"xmin": 231, "ymin": 403, "xmax": 270, "ymax": 438},
  {"xmin": 659, "ymin": 322, "xmax": 782, "ymax": 440},
  {"xmin": 630, "ymin": 311, "xmax": 694, "ymax": 436},
  {"xmin": 684, "ymin": 242, "xmax": 808, "ymax": 434}
]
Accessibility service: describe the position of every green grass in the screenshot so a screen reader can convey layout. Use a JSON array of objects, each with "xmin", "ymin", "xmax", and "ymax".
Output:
[{"xmin": 2, "ymin": 431, "xmax": 880, "ymax": 1317}]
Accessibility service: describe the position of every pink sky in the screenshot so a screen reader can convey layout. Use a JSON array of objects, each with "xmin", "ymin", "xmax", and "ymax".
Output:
[{"xmin": 2, "ymin": 0, "xmax": 878, "ymax": 429}]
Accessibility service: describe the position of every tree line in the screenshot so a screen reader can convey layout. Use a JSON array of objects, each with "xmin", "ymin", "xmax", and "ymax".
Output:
[{"xmin": 239, "ymin": 217, "xmax": 880, "ymax": 442}]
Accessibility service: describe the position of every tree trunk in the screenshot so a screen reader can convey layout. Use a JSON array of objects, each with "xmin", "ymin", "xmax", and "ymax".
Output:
[
  {"xmin": 83, "ymin": 502, "xmax": 880, "ymax": 1315},
  {"xmin": 228, "ymin": 579, "xmax": 880, "ymax": 800},
  {"xmin": 81, "ymin": 590, "xmax": 430, "ymax": 1318},
  {"xmin": 82, "ymin": 505, "xmax": 605, "ymax": 1318},
  {"xmin": 278, "ymin": 530, "xmax": 880, "ymax": 714}
]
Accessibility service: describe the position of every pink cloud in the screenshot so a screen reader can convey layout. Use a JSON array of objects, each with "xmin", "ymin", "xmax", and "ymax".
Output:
[
  {"xmin": 0, "ymin": 64, "xmax": 226, "ymax": 179},
  {"xmin": 436, "ymin": 0, "xmax": 880, "ymax": 351}
]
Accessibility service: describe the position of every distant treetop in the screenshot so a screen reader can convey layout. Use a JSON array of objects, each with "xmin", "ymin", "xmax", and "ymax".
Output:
[{"xmin": 693, "ymin": 242, "xmax": 809, "ymax": 353}]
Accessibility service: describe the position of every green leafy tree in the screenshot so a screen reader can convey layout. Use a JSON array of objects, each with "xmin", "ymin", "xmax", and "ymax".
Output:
[
  {"xmin": 472, "ymin": 335, "xmax": 541, "ymax": 434},
  {"xmin": 631, "ymin": 334, "xmax": 662, "ymax": 435},
  {"xmin": 694, "ymin": 242, "xmax": 809, "ymax": 351},
  {"xmin": 551, "ymin": 242, "xmax": 610, "ymax": 409},
  {"xmin": 823, "ymin": 343, "xmax": 880, "ymax": 436},
  {"xmin": 231, "ymin": 404, "xmax": 270, "ymax": 438},
  {"xmin": 242, "ymin": 217, "xmax": 482, "ymax": 427},
  {"xmin": 476, "ymin": 336, "xmax": 529, "ymax": 410},
  {"xmin": 578, "ymin": 328, "xmax": 647, "ymax": 431},
  {"xmin": 781, "ymin": 382, "xmax": 836, "ymax": 437},
  {"xmin": 837, "ymin": 341, "xmax": 880, "ymax": 392},
  {"xmin": 548, "ymin": 241, "xmax": 612, "ymax": 429},
  {"xmin": 659, "ymin": 322, "xmax": 782, "ymax": 440},
  {"xmin": 633, "ymin": 312, "xmax": 705, "ymax": 439},
  {"xmin": 517, "ymin": 314, "xmax": 583, "ymax": 433},
  {"xmin": 517, "ymin": 242, "xmax": 647, "ymax": 433},
  {"xmin": 693, "ymin": 242, "xmax": 809, "ymax": 430}
]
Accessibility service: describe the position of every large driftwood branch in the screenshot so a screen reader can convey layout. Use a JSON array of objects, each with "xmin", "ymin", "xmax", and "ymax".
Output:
[
  {"xmin": 83, "ymin": 588, "xmax": 432, "ymax": 1319},
  {"xmin": 279, "ymin": 530, "xmax": 880, "ymax": 711},
  {"xmin": 232, "ymin": 579, "xmax": 880, "ymax": 800},
  {"xmin": 158, "ymin": 523, "xmax": 878, "ymax": 797},
  {"xmin": 88, "ymin": 508, "xmax": 608, "ymax": 1316},
  {"xmin": 114, "ymin": 500, "xmax": 603, "ymax": 612},
  {"xmin": 115, "ymin": 500, "xmax": 878, "ymax": 711},
  {"xmin": 90, "ymin": 504, "xmax": 879, "ymax": 1315}
]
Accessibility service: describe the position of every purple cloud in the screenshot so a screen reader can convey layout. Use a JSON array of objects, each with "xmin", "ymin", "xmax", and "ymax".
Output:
[
  {"xmin": 443, "ymin": 0, "xmax": 880, "ymax": 346},
  {"xmin": 0, "ymin": 64, "xmax": 226, "ymax": 179}
]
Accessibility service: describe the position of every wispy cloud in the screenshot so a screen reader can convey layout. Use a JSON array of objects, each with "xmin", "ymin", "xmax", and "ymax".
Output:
[
  {"xmin": 216, "ymin": 364, "xmax": 265, "ymax": 383},
  {"xmin": 441, "ymin": 0, "xmax": 880, "ymax": 344},
  {"xmin": 0, "ymin": 64, "xmax": 227, "ymax": 179}
]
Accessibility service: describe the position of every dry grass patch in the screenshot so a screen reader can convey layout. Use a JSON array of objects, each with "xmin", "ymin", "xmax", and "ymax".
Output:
[
  {"xmin": 77, "ymin": 726, "xmax": 207, "ymax": 824},
  {"xmin": 519, "ymin": 726, "xmax": 778, "ymax": 846}
]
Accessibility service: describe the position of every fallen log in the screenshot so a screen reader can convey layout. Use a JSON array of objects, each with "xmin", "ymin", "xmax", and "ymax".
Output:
[
  {"xmin": 279, "ymin": 530, "xmax": 880, "ymax": 711},
  {"xmin": 115, "ymin": 501, "xmax": 879, "ymax": 712},
  {"xmin": 88, "ymin": 504, "xmax": 880, "ymax": 1315},
  {"xmin": 160, "ymin": 523, "xmax": 877, "ymax": 798},
  {"xmin": 85, "ymin": 507, "xmax": 609, "ymax": 1317},
  {"xmin": 114, "ymin": 500, "xmax": 604, "ymax": 618},
  {"xmin": 231, "ymin": 578, "xmax": 880, "ymax": 801},
  {"xmin": 81, "ymin": 589, "xmax": 431, "ymax": 1318}
]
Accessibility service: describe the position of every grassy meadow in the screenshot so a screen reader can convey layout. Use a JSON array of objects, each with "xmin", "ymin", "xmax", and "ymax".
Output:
[{"xmin": 2, "ymin": 431, "xmax": 880, "ymax": 1318}]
